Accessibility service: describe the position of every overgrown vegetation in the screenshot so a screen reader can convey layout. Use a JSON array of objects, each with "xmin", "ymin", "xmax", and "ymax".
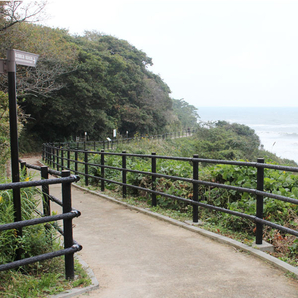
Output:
[
  {"xmin": 0, "ymin": 172, "xmax": 91, "ymax": 297},
  {"xmin": 78, "ymin": 129, "xmax": 298, "ymax": 267},
  {"xmin": 0, "ymin": 2, "xmax": 199, "ymax": 148},
  {"xmin": 0, "ymin": 8, "xmax": 90, "ymax": 290},
  {"xmin": 1, "ymin": 4, "xmax": 297, "ymax": 294},
  {"xmin": 0, "ymin": 91, "xmax": 26, "ymax": 175},
  {"xmin": 0, "ymin": 257, "xmax": 90, "ymax": 297}
]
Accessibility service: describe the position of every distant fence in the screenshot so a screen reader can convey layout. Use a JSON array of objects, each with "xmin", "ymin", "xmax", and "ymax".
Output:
[
  {"xmin": 51, "ymin": 128, "xmax": 196, "ymax": 151},
  {"xmin": 43, "ymin": 144, "xmax": 298, "ymax": 246},
  {"xmin": 0, "ymin": 162, "xmax": 81, "ymax": 280}
]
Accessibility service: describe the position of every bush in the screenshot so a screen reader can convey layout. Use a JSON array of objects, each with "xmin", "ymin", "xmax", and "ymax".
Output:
[
  {"xmin": 85, "ymin": 136, "xmax": 298, "ymax": 239},
  {"xmin": 0, "ymin": 174, "xmax": 60, "ymax": 268},
  {"xmin": 203, "ymin": 162, "xmax": 298, "ymax": 233}
]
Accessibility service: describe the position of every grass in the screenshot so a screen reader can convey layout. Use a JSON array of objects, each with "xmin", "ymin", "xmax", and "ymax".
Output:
[
  {"xmin": 0, "ymin": 159, "xmax": 91, "ymax": 297},
  {"xmin": 0, "ymin": 257, "xmax": 91, "ymax": 298},
  {"xmin": 46, "ymin": 135, "xmax": 298, "ymax": 279}
]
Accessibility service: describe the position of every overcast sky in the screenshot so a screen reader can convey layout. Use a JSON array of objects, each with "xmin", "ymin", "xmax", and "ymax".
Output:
[{"xmin": 41, "ymin": 0, "xmax": 298, "ymax": 107}]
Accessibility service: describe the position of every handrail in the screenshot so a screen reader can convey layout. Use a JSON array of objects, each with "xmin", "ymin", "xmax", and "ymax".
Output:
[
  {"xmin": 0, "ymin": 176, "xmax": 79, "ymax": 190},
  {"xmin": 43, "ymin": 128, "xmax": 196, "ymax": 152},
  {"xmin": 0, "ymin": 162, "xmax": 82, "ymax": 280},
  {"xmin": 42, "ymin": 144, "xmax": 298, "ymax": 247}
]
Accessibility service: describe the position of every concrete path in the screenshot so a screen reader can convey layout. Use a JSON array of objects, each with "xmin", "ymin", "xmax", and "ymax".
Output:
[{"xmin": 25, "ymin": 156, "xmax": 298, "ymax": 298}]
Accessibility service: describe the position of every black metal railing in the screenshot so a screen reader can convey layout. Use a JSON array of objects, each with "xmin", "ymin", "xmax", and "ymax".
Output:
[
  {"xmin": 0, "ymin": 161, "xmax": 81, "ymax": 280},
  {"xmin": 42, "ymin": 144, "xmax": 298, "ymax": 246},
  {"xmin": 48, "ymin": 128, "xmax": 195, "ymax": 151}
]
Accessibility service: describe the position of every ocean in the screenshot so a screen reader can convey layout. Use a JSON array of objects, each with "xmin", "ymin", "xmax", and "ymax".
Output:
[{"xmin": 197, "ymin": 107, "xmax": 298, "ymax": 163}]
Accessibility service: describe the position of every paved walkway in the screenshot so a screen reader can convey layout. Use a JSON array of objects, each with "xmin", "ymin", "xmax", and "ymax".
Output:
[{"xmin": 25, "ymin": 156, "xmax": 298, "ymax": 298}]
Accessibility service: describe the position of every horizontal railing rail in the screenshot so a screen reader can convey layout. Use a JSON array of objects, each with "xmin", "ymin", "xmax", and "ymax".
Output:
[
  {"xmin": 0, "ymin": 161, "xmax": 82, "ymax": 280},
  {"xmin": 45, "ymin": 128, "xmax": 196, "ymax": 151},
  {"xmin": 42, "ymin": 144, "xmax": 298, "ymax": 246},
  {"xmin": 0, "ymin": 211, "xmax": 80, "ymax": 231}
]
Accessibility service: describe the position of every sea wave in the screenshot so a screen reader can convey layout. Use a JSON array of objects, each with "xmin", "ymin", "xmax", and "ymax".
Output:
[
  {"xmin": 198, "ymin": 107, "xmax": 298, "ymax": 163},
  {"xmin": 281, "ymin": 133, "xmax": 298, "ymax": 138}
]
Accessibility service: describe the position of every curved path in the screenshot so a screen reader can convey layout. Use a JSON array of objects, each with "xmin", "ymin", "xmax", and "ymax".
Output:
[{"xmin": 24, "ymin": 156, "xmax": 298, "ymax": 298}]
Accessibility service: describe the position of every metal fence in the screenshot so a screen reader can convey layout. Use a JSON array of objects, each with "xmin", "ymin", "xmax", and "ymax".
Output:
[
  {"xmin": 49, "ymin": 128, "xmax": 195, "ymax": 151},
  {"xmin": 0, "ymin": 161, "xmax": 82, "ymax": 280},
  {"xmin": 43, "ymin": 144, "xmax": 298, "ymax": 246}
]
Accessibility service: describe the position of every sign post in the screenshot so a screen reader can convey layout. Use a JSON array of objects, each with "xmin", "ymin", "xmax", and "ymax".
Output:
[{"xmin": 2, "ymin": 49, "xmax": 39, "ymax": 260}]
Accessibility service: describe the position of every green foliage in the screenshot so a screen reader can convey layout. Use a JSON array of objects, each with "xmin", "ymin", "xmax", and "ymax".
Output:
[
  {"xmin": 85, "ymin": 136, "xmax": 298, "ymax": 248},
  {"xmin": 172, "ymin": 98, "xmax": 199, "ymax": 130},
  {"xmin": 203, "ymin": 162, "xmax": 298, "ymax": 232},
  {"xmin": 0, "ymin": 22, "xmax": 180, "ymax": 144},
  {"xmin": 53, "ymin": 31, "xmax": 174, "ymax": 140},
  {"xmin": 289, "ymin": 238, "xmax": 298, "ymax": 257},
  {"xmin": 0, "ymin": 173, "xmax": 91, "ymax": 297},
  {"xmin": 0, "ymin": 91, "xmax": 25, "ymax": 173},
  {"xmin": 194, "ymin": 121, "xmax": 261, "ymax": 160},
  {"xmin": 0, "ymin": 259, "xmax": 91, "ymax": 297},
  {"xmin": 0, "ymin": 175, "xmax": 57, "ymax": 265},
  {"xmin": 0, "ymin": 92, "xmax": 10, "ymax": 175},
  {"xmin": 89, "ymin": 153, "xmax": 122, "ymax": 191},
  {"xmin": 0, "ymin": 19, "xmax": 201, "ymax": 146}
]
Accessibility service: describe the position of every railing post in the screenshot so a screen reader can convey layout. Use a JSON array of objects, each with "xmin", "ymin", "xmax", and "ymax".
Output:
[
  {"xmin": 74, "ymin": 149, "xmax": 78, "ymax": 175},
  {"xmin": 41, "ymin": 166, "xmax": 50, "ymax": 217},
  {"xmin": 122, "ymin": 151, "xmax": 127, "ymax": 198},
  {"xmin": 151, "ymin": 152, "xmax": 157, "ymax": 206},
  {"xmin": 61, "ymin": 148, "xmax": 64, "ymax": 170},
  {"xmin": 51, "ymin": 145, "xmax": 54, "ymax": 167},
  {"xmin": 192, "ymin": 154, "xmax": 199, "ymax": 223},
  {"xmin": 84, "ymin": 151, "xmax": 88, "ymax": 186},
  {"xmin": 48, "ymin": 145, "xmax": 50, "ymax": 167},
  {"xmin": 46, "ymin": 144, "xmax": 49, "ymax": 164},
  {"xmin": 46, "ymin": 145, "xmax": 49, "ymax": 166},
  {"xmin": 42, "ymin": 144, "xmax": 45, "ymax": 161},
  {"xmin": 57, "ymin": 147, "xmax": 60, "ymax": 171},
  {"xmin": 101, "ymin": 149, "xmax": 105, "ymax": 191},
  {"xmin": 50, "ymin": 145, "xmax": 52, "ymax": 166},
  {"xmin": 62, "ymin": 170, "xmax": 74, "ymax": 280},
  {"xmin": 52, "ymin": 146, "xmax": 54, "ymax": 168},
  {"xmin": 256, "ymin": 158, "xmax": 265, "ymax": 244},
  {"xmin": 43, "ymin": 144, "xmax": 46, "ymax": 163},
  {"xmin": 51, "ymin": 146, "xmax": 54, "ymax": 168},
  {"xmin": 67, "ymin": 147, "xmax": 70, "ymax": 170}
]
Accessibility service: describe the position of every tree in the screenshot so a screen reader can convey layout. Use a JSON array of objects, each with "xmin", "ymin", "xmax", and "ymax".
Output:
[
  {"xmin": 0, "ymin": 22, "xmax": 78, "ymax": 95},
  {"xmin": 0, "ymin": 0, "xmax": 47, "ymax": 33},
  {"xmin": 172, "ymin": 98, "xmax": 199, "ymax": 129},
  {"xmin": 0, "ymin": 0, "xmax": 77, "ymax": 99},
  {"xmin": 0, "ymin": 21, "xmax": 189, "ymax": 144},
  {"xmin": 44, "ymin": 31, "xmax": 176, "ymax": 140}
]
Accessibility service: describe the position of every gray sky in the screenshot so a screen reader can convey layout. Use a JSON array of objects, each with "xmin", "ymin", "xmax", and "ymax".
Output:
[{"xmin": 42, "ymin": 0, "xmax": 298, "ymax": 107}]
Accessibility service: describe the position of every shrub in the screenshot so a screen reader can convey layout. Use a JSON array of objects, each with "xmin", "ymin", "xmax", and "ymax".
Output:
[{"xmin": 0, "ymin": 174, "xmax": 60, "ymax": 269}]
